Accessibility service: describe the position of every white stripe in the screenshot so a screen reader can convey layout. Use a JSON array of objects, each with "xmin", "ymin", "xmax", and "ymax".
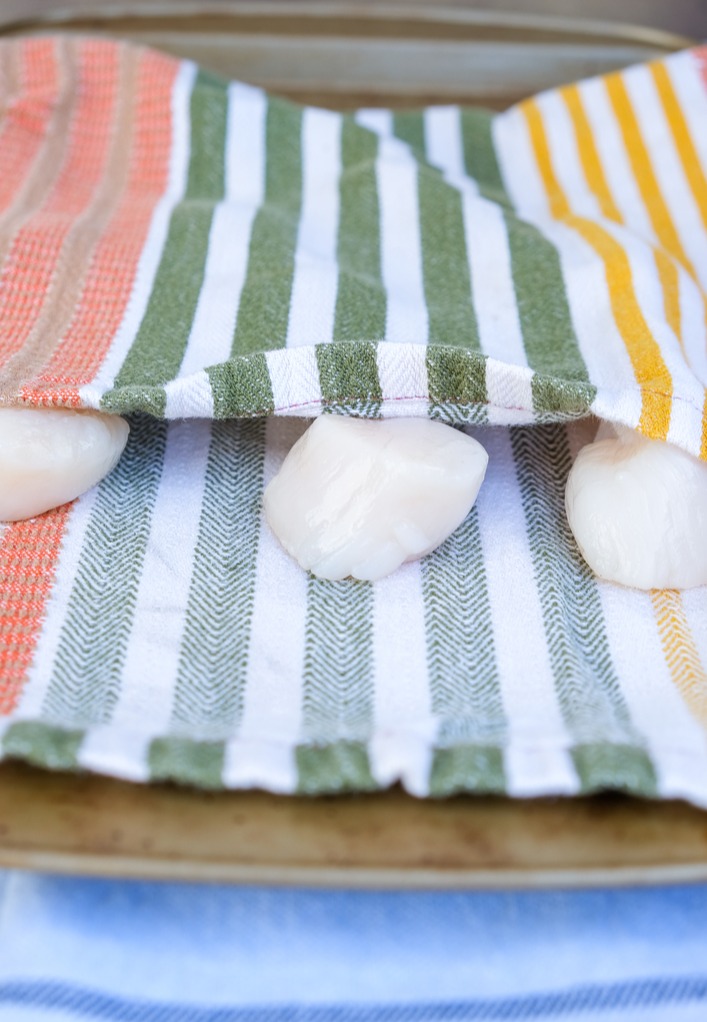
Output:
[
  {"xmin": 286, "ymin": 107, "xmax": 341, "ymax": 347},
  {"xmin": 13, "ymin": 487, "xmax": 101, "ymax": 718},
  {"xmin": 223, "ymin": 417, "xmax": 308, "ymax": 793},
  {"xmin": 682, "ymin": 586, "xmax": 707, "ymax": 667},
  {"xmin": 667, "ymin": 51, "xmax": 707, "ymax": 191},
  {"xmin": 369, "ymin": 561, "xmax": 434, "ymax": 795},
  {"xmin": 485, "ymin": 358, "xmax": 534, "ymax": 425},
  {"xmin": 465, "ymin": 197, "xmax": 526, "ymax": 366},
  {"xmin": 80, "ymin": 61, "xmax": 196, "ymax": 408},
  {"xmin": 679, "ymin": 262, "xmax": 707, "ymax": 389},
  {"xmin": 577, "ymin": 75, "xmax": 656, "ymax": 243},
  {"xmin": 165, "ymin": 83, "xmax": 267, "ymax": 417},
  {"xmin": 423, "ymin": 105, "xmax": 467, "ymax": 184},
  {"xmin": 377, "ymin": 134, "xmax": 428, "ymax": 343},
  {"xmin": 162, "ymin": 368, "xmax": 219, "ymax": 418},
  {"xmin": 624, "ymin": 63, "xmax": 707, "ymax": 292},
  {"xmin": 354, "ymin": 108, "xmax": 393, "ymax": 138},
  {"xmin": 534, "ymin": 87, "xmax": 603, "ymax": 220},
  {"xmin": 376, "ymin": 340, "xmax": 429, "ymax": 418},
  {"xmin": 79, "ymin": 419, "xmax": 213, "ymax": 778},
  {"xmin": 492, "ymin": 104, "xmax": 551, "ymax": 218},
  {"xmin": 266, "ymin": 346, "xmax": 322, "ymax": 415},
  {"xmin": 472, "ymin": 425, "xmax": 579, "ymax": 797},
  {"xmin": 599, "ymin": 582, "xmax": 707, "ymax": 806}
]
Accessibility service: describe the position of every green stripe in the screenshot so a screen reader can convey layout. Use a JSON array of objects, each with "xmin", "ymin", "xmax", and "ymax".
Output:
[
  {"xmin": 161, "ymin": 419, "xmax": 266, "ymax": 743},
  {"xmin": 40, "ymin": 415, "xmax": 168, "ymax": 728},
  {"xmin": 510, "ymin": 423, "xmax": 657, "ymax": 796},
  {"xmin": 505, "ymin": 215, "xmax": 593, "ymax": 393},
  {"xmin": 2, "ymin": 721, "xmax": 84, "ymax": 773},
  {"xmin": 149, "ymin": 736, "xmax": 225, "ymax": 789},
  {"xmin": 430, "ymin": 745, "xmax": 505, "ymax": 796},
  {"xmin": 426, "ymin": 346, "xmax": 487, "ymax": 422},
  {"xmin": 316, "ymin": 340, "xmax": 382, "ymax": 414},
  {"xmin": 460, "ymin": 109, "xmax": 595, "ymax": 416},
  {"xmin": 333, "ymin": 117, "xmax": 386, "ymax": 341},
  {"xmin": 296, "ymin": 741, "xmax": 377, "ymax": 794},
  {"xmin": 417, "ymin": 164, "xmax": 481, "ymax": 350},
  {"xmin": 296, "ymin": 577, "xmax": 376, "ymax": 792},
  {"xmin": 422, "ymin": 506, "xmax": 507, "ymax": 796},
  {"xmin": 392, "ymin": 111, "xmax": 426, "ymax": 153},
  {"xmin": 231, "ymin": 97, "xmax": 303, "ymax": 354},
  {"xmin": 459, "ymin": 108, "xmax": 508, "ymax": 204},
  {"xmin": 207, "ymin": 353, "xmax": 274, "ymax": 418},
  {"xmin": 393, "ymin": 111, "xmax": 481, "ymax": 351},
  {"xmin": 104, "ymin": 70, "xmax": 229, "ymax": 417}
]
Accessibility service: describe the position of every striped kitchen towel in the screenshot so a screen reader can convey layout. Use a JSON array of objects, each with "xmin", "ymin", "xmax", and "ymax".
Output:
[
  {"xmin": 4, "ymin": 872, "xmax": 707, "ymax": 1022},
  {"xmin": 0, "ymin": 36, "xmax": 705, "ymax": 800}
]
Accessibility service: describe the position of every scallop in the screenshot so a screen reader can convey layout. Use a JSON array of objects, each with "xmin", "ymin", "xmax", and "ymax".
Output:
[
  {"xmin": 0, "ymin": 407, "xmax": 129, "ymax": 522},
  {"xmin": 263, "ymin": 415, "xmax": 488, "ymax": 582},
  {"xmin": 565, "ymin": 422, "xmax": 707, "ymax": 590}
]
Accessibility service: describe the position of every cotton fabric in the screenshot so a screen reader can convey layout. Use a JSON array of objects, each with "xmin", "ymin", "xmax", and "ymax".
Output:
[
  {"xmin": 1, "ymin": 872, "xmax": 707, "ymax": 1021},
  {"xmin": 0, "ymin": 37, "xmax": 705, "ymax": 799}
]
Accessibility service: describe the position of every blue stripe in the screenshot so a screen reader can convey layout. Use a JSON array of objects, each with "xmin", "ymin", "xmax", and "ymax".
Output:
[{"xmin": 2, "ymin": 976, "xmax": 707, "ymax": 1021}]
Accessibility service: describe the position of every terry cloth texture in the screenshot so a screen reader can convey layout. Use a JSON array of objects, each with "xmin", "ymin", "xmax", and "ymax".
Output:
[
  {"xmin": 4, "ymin": 873, "xmax": 707, "ymax": 1022},
  {"xmin": 0, "ymin": 36, "xmax": 705, "ymax": 799}
]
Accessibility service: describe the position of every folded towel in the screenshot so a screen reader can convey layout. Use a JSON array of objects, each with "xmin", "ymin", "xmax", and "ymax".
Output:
[
  {"xmin": 0, "ymin": 37, "xmax": 705, "ymax": 800},
  {"xmin": 1, "ymin": 871, "xmax": 707, "ymax": 1021}
]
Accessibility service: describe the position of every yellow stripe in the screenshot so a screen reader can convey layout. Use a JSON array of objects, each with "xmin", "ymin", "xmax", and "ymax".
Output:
[
  {"xmin": 606, "ymin": 74, "xmax": 692, "ymax": 273},
  {"xmin": 652, "ymin": 248, "xmax": 682, "ymax": 346},
  {"xmin": 651, "ymin": 61, "xmax": 707, "ymax": 236},
  {"xmin": 563, "ymin": 81, "xmax": 682, "ymax": 343},
  {"xmin": 652, "ymin": 589, "xmax": 707, "ymax": 731},
  {"xmin": 651, "ymin": 59, "xmax": 707, "ymax": 459},
  {"xmin": 606, "ymin": 73, "xmax": 698, "ymax": 349},
  {"xmin": 521, "ymin": 97, "xmax": 673, "ymax": 440},
  {"xmin": 561, "ymin": 84, "xmax": 621, "ymax": 223}
]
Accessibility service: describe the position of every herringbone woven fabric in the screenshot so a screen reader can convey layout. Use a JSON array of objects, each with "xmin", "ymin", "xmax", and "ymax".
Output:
[{"xmin": 0, "ymin": 36, "xmax": 706, "ymax": 799}]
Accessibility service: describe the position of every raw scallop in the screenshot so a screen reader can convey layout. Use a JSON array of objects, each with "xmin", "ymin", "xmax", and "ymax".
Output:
[
  {"xmin": 565, "ymin": 422, "xmax": 707, "ymax": 590},
  {"xmin": 0, "ymin": 408, "xmax": 129, "ymax": 521},
  {"xmin": 264, "ymin": 415, "xmax": 488, "ymax": 582}
]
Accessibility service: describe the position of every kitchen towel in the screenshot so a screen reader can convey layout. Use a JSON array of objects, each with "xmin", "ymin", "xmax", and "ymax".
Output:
[
  {"xmin": 1, "ymin": 872, "xmax": 707, "ymax": 1022},
  {"xmin": 0, "ymin": 37, "xmax": 705, "ymax": 799}
]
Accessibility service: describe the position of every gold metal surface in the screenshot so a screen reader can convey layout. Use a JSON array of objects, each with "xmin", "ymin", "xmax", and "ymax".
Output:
[
  {"xmin": 0, "ymin": 1, "xmax": 693, "ymax": 109},
  {"xmin": 0, "ymin": 762, "xmax": 706, "ymax": 887}
]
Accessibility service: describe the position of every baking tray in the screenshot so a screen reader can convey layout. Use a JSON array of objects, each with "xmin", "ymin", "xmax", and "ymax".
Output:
[{"xmin": 0, "ymin": 0, "xmax": 702, "ymax": 886}]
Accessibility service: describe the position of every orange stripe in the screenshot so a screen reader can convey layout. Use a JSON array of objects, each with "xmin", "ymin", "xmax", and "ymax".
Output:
[
  {"xmin": 0, "ymin": 39, "xmax": 77, "ymax": 284},
  {"xmin": 521, "ymin": 97, "xmax": 673, "ymax": 440},
  {"xmin": 3, "ymin": 44, "xmax": 141, "ymax": 401},
  {"xmin": 0, "ymin": 505, "xmax": 72, "ymax": 714},
  {"xmin": 0, "ymin": 40, "xmax": 59, "ymax": 215},
  {"xmin": 651, "ymin": 589, "xmax": 707, "ymax": 731},
  {"xmin": 697, "ymin": 46, "xmax": 707, "ymax": 91},
  {"xmin": 0, "ymin": 40, "xmax": 119, "ymax": 370},
  {"xmin": 21, "ymin": 49, "xmax": 180, "ymax": 405}
]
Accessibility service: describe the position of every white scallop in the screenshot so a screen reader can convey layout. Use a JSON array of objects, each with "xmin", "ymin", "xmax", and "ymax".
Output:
[
  {"xmin": 565, "ymin": 422, "xmax": 707, "ymax": 590},
  {"xmin": 263, "ymin": 415, "xmax": 489, "ymax": 582},
  {"xmin": 0, "ymin": 408, "xmax": 129, "ymax": 521}
]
